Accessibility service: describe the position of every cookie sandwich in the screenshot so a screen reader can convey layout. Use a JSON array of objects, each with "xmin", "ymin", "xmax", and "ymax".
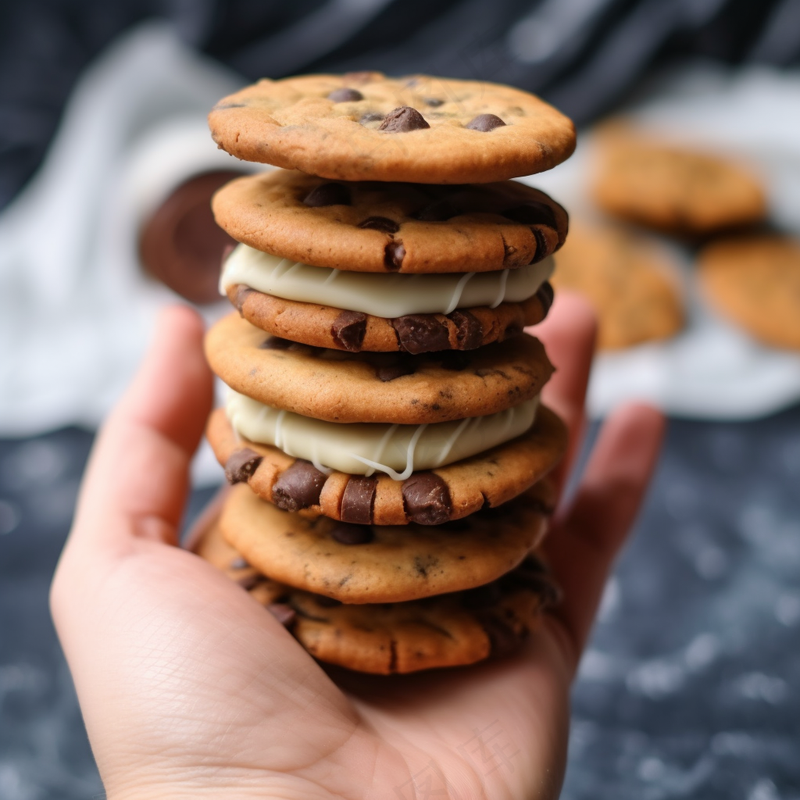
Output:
[{"xmin": 199, "ymin": 72, "xmax": 576, "ymax": 672}]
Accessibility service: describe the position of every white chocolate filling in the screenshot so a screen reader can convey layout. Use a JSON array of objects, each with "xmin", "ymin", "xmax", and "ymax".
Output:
[
  {"xmin": 220, "ymin": 244, "xmax": 555, "ymax": 318},
  {"xmin": 226, "ymin": 389, "xmax": 540, "ymax": 479}
]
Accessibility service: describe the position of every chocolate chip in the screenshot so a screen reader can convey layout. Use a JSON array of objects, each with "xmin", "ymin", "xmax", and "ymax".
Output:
[
  {"xmin": 502, "ymin": 201, "xmax": 557, "ymax": 229},
  {"xmin": 230, "ymin": 557, "xmax": 249, "ymax": 570},
  {"xmin": 358, "ymin": 216, "xmax": 399, "ymax": 233},
  {"xmin": 461, "ymin": 582, "xmax": 503, "ymax": 609},
  {"xmin": 233, "ymin": 285, "xmax": 253, "ymax": 313},
  {"xmin": 327, "ymin": 87, "xmax": 363, "ymax": 102},
  {"xmin": 331, "ymin": 310, "xmax": 367, "ymax": 351},
  {"xmin": 340, "ymin": 476, "xmax": 378, "ymax": 524},
  {"xmin": 423, "ymin": 97, "xmax": 445, "ymax": 107},
  {"xmin": 272, "ymin": 460, "xmax": 327, "ymax": 511},
  {"xmin": 224, "ymin": 448, "xmax": 263, "ymax": 484},
  {"xmin": 384, "ymin": 240, "xmax": 405, "ymax": 270},
  {"xmin": 412, "ymin": 199, "xmax": 460, "ymax": 221},
  {"xmin": 268, "ymin": 603, "xmax": 296, "ymax": 626},
  {"xmin": 536, "ymin": 281, "xmax": 555, "ymax": 317},
  {"xmin": 402, "ymin": 473, "xmax": 452, "ymax": 525},
  {"xmin": 378, "ymin": 107, "xmax": 430, "ymax": 133},
  {"xmin": 466, "ymin": 114, "xmax": 506, "ymax": 132},
  {"xmin": 260, "ymin": 336, "xmax": 293, "ymax": 350},
  {"xmin": 392, "ymin": 315, "xmax": 450, "ymax": 354},
  {"xmin": 531, "ymin": 227, "xmax": 548, "ymax": 263},
  {"xmin": 360, "ymin": 112, "xmax": 385, "ymax": 124},
  {"xmin": 330, "ymin": 522, "xmax": 374, "ymax": 545},
  {"xmin": 448, "ymin": 310, "xmax": 483, "ymax": 350},
  {"xmin": 303, "ymin": 182, "xmax": 351, "ymax": 207},
  {"xmin": 375, "ymin": 362, "xmax": 415, "ymax": 381}
]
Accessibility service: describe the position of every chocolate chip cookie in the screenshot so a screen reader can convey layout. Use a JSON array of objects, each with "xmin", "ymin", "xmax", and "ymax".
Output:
[
  {"xmin": 592, "ymin": 126, "xmax": 767, "ymax": 235},
  {"xmin": 208, "ymin": 73, "xmax": 576, "ymax": 184},
  {"xmin": 699, "ymin": 234, "xmax": 800, "ymax": 350},
  {"xmin": 551, "ymin": 221, "xmax": 684, "ymax": 349},
  {"xmin": 218, "ymin": 481, "xmax": 552, "ymax": 603},
  {"xmin": 212, "ymin": 171, "xmax": 568, "ymax": 273},
  {"xmin": 205, "ymin": 312, "xmax": 554, "ymax": 424},
  {"xmin": 206, "ymin": 403, "xmax": 567, "ymax": 525},
  {"xmin": 195, "ymin": 519, "xmax": 560, "ymax": 673}
]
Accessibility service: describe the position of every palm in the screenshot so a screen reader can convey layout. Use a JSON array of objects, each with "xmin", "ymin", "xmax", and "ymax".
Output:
[{"xmin": 52, "ymin": 298, "xmax": 663, "ymax": 800}]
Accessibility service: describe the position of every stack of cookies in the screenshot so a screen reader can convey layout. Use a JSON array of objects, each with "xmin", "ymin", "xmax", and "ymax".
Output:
[{"xmin": 196, "ymin": 72, "xmax": 576, "ymax": 673}]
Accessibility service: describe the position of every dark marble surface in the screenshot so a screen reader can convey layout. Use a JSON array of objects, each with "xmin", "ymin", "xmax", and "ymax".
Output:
[{"xmin": 1, "ymin": 407, "xmax": 799, "ymax": 799}]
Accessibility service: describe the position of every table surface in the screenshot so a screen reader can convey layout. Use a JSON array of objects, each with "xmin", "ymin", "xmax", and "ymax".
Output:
[{"xmin": 1, "ymin": 406, "xmax": 799, "ymax": 799}]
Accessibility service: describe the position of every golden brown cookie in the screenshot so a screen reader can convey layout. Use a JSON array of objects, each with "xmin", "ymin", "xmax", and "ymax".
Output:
[
  {"xmin": 195, "ymin": 520, "xmax": 560, "ymax": 673},
  {"xmin": 208, "ymin": 73, "xmax": 576, "ymax": 184},
  {"xmin": 551, "ymin": 222, "xmax": 685, "ymax": 349},
  {"xmin": 698, "ymin": 234, "xmax": 800, "ymax": 350},
  {"xmin": 591, "ymin": 127, "xmax": 767, "ymax": 235},
  {"xmin": 206, "ymin": 403, "xmax": 567, "ymax": 525},
  {"xmin": 218, "ymin": 481, "xmax": 551, "ymax": 603},
  {"xmin": 230, "ymin": 280, "xmax": 553, "ymax": 353},
  {"xmin": 205, "ymin": 313, "xmax": 554, "ymax": 424},
  {"xmin": 212, "ymin": 171, "xmax": 568, "ymax": 273}
]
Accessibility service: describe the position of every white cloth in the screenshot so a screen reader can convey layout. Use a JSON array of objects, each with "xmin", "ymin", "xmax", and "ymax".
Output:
[
  {"xmin": 0, "ymin": 22, "xmax": 250, "ymax": 484},
  {"xmin": 529, "ymin": 63, "xmax": 800, "ymax": 419}
]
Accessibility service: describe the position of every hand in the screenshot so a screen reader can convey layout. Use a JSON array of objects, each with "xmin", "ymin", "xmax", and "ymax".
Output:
[{"xmin": 51, "ymin": 297, "xmax": 664, "ymax": 800}]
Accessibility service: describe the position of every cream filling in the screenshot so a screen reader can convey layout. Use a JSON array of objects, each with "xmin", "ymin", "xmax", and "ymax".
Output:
[
  {"xmin": 220, "ymin": 244, "xmax": 555, "ymax": 317},
  {"xmin": 226, "ymin": 389, "xmax": 540, "ymax": 479}
]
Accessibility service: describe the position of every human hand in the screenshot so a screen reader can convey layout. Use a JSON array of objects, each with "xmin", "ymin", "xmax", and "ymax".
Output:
[{"xmin": 51, "ymin": 297, "xmax": 664, "ymax": 800}]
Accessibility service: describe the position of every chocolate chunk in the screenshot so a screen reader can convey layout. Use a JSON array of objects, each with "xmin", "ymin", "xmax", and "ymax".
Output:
[
  {"xmin": 536, "ymin": 281, "xmax": 555, "ymax": 317},
  {"xmin": 384, "ymin": 241, "xmax": 405, "ymax": 270},
  {"xmin": 423, "ymin": 97, "xmax": 445, "ymax": 107},
  {"xmin": 378, "ymin": 107, "xmax": 430, "ymax": 133},
  {"xmin": 272, "ymin": 460, "xmax": 327, "ymax": 511},
  {"xmin": 360, "ymin": 112, "xmax": 385, "ymax": 124},
  {"xmin": 260, "ymin": 336, "xmax": 293, "ymax": 350},
  {"xmin": 268, "ymin": 603, "xmax": 296, "ymax": 626},
  {"xmin": 327, "ymin": 87, "xmax": 363, "ymax": 102},
  {"xmin": 502, "ymin": 201, "xmax": 558, "ymax": 229},
  {"xmin": 412, "ymin": 199, "xmax": 460, "ymax": 221},
  {"xmin": 448, "ymin": 310, "xmax": 483, "ymax": 350},
  {"xmin": 224, "ymin": 448, "xmax": 263, "ymax": 484},
  {"xmin": 233, "ymin": 285, "xmax": 253, "ymax": 313},
  {"xmin": 466, "ymin": 114, "xmax": 506, "ymax": 132},
  {"xmin": 358, "ymin": 216, "xmax": 399, "ymax": 233},
  {"xmin": 303, "ymin": 182, "xmax": 350, "ymax": 207},
  {"xmin": 392, "ymin": 315, "xmax": 450, "ymax": 354},
  {"xmin": 331, "ymin": 310, "xmax": 367, "ymax": 351},
  {"xmin": 230, "ymin": 557, "xmax": 249, "ymax": 570},
  {"xmin": 479, "ymin": 615, "xmax": 521, "ymax": 657},
  {"xmin": 341, "ymin": 476, "xmax": 378, "ymax": 524},
  {"xmin": 330, "ymin": 522, "xmax": 374, "ymax": 545},
  {"xmin": 375, "ymin": 362, "xmax": 415, "ymax": 381},
  {"xmin": 402, "ymin": 473, "xmax": 452, "ymax": 525},
  {"xmin": 461, "ymin": 582, "xmax": 503, "ymax": 609}
]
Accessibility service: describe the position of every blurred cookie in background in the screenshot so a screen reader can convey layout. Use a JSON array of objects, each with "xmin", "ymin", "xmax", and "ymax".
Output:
[
  {"xmin": 551, "ymin": 221, "xmax": 685, "ymax": 350},
  {"xmin": 699, "ymin": 234, "xmax": 800, "ymax": 350},
  {"xmin": 591, "ymin": 125, "xmax": 767, "ymax": 236}
]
